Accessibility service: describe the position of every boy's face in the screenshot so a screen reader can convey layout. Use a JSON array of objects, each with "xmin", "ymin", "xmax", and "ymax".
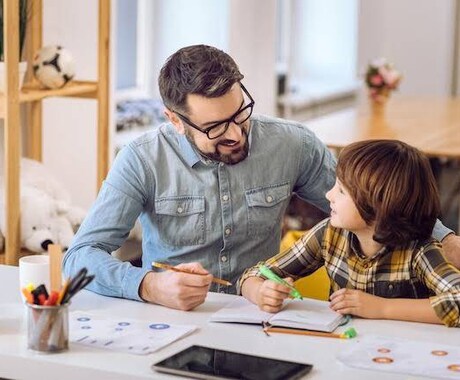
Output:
[
  {"xmin": 326, "ymin": 180, "xmax": 368, "ymax": 232},
  {"xmin": 167, "ymin": 83, "xmax": 251, "ymax": 165}
]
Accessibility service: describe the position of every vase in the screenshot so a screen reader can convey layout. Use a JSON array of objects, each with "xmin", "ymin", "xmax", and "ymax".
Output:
[
  {"xmin": 0, "ymin": 61, "xmax": 28, "ymax": 93},
  {"xmin": 369, "ymin": 95, "xmax": 389, "ymax": 117}
]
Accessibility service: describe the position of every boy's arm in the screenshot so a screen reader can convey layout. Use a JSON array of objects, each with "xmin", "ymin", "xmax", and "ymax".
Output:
[
  {"xmin": 413, "ymin": 241, "xmax": 460, "ymax": 326},
  {"xmin": 236, "ymin": 218, "xmax": 329, "ymax": 295},
  {"xmin": 380, "ymin": 298, "xmax": 441, "ymax": 324},
  {"xmin": 329, "ymin": 289, "xmax": 442, "ymax": 324}
]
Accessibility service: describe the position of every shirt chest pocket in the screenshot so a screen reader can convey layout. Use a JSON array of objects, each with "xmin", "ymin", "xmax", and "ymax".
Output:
[
  {"xmin": 155, "ymin": 196, "xmax": 205, "ymax": 247},
  {"xmin": 245, "ymin": 182, "xmax": 290, "ymax": 237},
  {"xmin": 373, "ymin": 280, "xmax": 430, "ymax": 299}
]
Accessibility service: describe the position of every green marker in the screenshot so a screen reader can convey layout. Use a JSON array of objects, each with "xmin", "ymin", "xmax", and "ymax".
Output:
[{"xmin": 259, "ymin": 265, "xmax": 303, "ymax": 300}]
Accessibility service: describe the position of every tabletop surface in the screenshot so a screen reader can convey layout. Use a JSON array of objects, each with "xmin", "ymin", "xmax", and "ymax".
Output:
[
  {"xmin": 1, "ymin": 264, "xmax": 459, "ymax": 380},
  {"xmin": 305, "ymin": 96, "xmax": 460, "ymax": 158}
]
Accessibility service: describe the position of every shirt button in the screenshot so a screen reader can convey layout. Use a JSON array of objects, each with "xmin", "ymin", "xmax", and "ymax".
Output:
[
  {"xmin": 225, "ymin": 228, "xmax": 231, "ymax": 236},
  {"xmin": 177, "ymin": 207, "xmax": 184, "ymax": 214},
  {"xmin": 221, "ymin": 256, "xmax": 228, "ymax": 262},
  {"xmin": 266, "ymin": 195, "xmax": 273, "ymax": 203},
  {"xmin": 222, "ymin": 194, "xmax": 229, "ymax": 201}
]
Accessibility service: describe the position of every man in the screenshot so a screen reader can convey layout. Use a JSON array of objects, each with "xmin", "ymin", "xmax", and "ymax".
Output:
[{"xmin": 63, "ymin": 45, "xmax": 460, "ymax": 311}]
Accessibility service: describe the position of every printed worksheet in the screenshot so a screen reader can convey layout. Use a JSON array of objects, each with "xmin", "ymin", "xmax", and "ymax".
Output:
[
  {"xmin": 337, "ymin": 335, "xmax": 460, "ymax": 379},
  {"xmin": 69, "ymin": 311, "xmax": 197, "ymax": 355}
]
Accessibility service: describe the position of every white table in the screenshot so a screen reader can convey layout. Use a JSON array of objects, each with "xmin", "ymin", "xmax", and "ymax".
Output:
[{"xmin": 0, "ymin": 264, "xmax": 459, "ymax": 380}]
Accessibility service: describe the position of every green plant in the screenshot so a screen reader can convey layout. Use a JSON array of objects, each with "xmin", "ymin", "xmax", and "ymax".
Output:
[{"xmin": 0, "ymin": 0, "xmax": 30, "ymax": 61}]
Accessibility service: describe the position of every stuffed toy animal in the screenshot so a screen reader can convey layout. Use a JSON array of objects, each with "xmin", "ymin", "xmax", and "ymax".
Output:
[{"xmin": 0, "ymin": 158, "xmax": 86, "ymax": 253}]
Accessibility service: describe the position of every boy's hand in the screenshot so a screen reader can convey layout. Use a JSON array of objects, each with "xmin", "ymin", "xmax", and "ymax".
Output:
[
  {"xmin": 255, "ymin": 278, "xmax": 294, "ymax": 313},
  {"xmin": 329, "ymin": 288, "xmax": 386, "ymax": 319}
]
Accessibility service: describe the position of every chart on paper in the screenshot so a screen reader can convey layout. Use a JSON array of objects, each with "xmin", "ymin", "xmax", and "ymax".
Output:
[{"xmin": 69, "ymin": 311, "xmax": 197, "ymax": 355}]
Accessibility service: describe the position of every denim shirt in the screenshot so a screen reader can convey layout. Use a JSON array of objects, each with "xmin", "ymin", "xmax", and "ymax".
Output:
[{"xmin": 63, "ymin": 114, "xmax": 452, "ymax": 301}]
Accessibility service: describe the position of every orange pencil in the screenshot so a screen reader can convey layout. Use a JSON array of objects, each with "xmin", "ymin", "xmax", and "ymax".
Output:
[
  {"xmin": 56, "ymin": 278, "xmax": 71, "ymax": 305},
  {"xmin": 263, "ymin": 326, "xmax": 357, "ymax": 339},
  {"xmin": 151, "ymin": 262, "xmax": 232, "ymax": 286}
]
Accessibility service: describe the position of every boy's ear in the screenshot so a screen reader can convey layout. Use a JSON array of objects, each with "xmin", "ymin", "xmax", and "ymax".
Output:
[{"xmin": 164, "ymin": 109, "xmax": 185, "ymax": 135}]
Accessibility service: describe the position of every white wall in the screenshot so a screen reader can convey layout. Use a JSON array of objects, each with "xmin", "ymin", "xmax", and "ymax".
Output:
[
  {"xmin": 228, "ymin": 0, "xmax": 277, "ymax": 116},
  {"xmin": 147, "ymin": 0, "xmax": 277, "ymax": 115},
  {"xmin": 358, "ymin": 0, "xmax": 456, "ymax": 96}
]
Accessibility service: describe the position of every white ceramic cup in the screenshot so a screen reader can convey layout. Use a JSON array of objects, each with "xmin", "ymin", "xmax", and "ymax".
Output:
[{"xmin": 19, "ymin": 255, "xmax": 50, "ymax": 294}]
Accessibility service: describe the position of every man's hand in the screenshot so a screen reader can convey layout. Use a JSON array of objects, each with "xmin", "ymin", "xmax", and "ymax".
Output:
[
  {"xmin": 139, "ymin": 262, "xmax": 212, "ymax": 311},
  {"xmin": 329, "ymin": 288, "xmax": 386, "ymax": 319},
  {"xmin": 441, "ymin": 234, "xmax": 460, "ymax": 269}
]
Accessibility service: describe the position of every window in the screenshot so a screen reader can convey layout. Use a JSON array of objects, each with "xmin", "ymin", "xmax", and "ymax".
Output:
[{"xmin": 277, "ymin": 0, "xmax": 359, "ymax": 117}]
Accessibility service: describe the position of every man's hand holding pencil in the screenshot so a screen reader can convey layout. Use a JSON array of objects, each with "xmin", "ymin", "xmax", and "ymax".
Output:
[{"xmin": 139, "ymin": 262, "xmax": 231, "ymax": 311}]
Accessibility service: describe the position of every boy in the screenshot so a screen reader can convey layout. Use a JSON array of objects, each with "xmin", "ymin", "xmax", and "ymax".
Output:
[{"xmin": 239, "ymin": 140, "xmax": 460, "ymax": 327}]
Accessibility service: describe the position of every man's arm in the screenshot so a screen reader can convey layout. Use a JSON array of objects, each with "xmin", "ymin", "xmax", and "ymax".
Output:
[
  {"xmin": 432, "ymin": 220, "xmax": 460, "ymax": 269},
  {"xmin": 139, "ymin": 262, "xmax": 212, "ymax": 311},
  {"xmin": 63, "ymin": 145, "xmax": 150, "ymax": 301}
]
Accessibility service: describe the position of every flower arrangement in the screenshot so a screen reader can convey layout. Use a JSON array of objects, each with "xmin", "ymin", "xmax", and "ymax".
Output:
[{"xmin": 365, "ymin": 58, "xmax": 402, "ymax": 103}]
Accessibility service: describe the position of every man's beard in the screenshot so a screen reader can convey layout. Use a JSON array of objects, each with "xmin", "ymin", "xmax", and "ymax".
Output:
[{"xmin": 185, "ymin": 127, "xmax": 250, "ymax": 165}]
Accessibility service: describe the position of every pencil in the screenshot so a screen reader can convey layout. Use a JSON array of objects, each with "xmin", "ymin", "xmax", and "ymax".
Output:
[
  {"xmin": 151, "ymin": 262, "xmax": 233, "ymax": 287},
  {"xmin": 263, "ymin": 326, "xmax": 357, "ymax": 339}
]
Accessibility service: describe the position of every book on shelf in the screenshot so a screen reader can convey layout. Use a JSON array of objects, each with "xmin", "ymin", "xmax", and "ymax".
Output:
[{"xmin": 210, "ymin": 296, "xmax": 346, "ymax": 333}]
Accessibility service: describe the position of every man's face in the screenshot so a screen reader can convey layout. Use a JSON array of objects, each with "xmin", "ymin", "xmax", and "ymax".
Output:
[{"xmin": 176, "ymin": 83, "xmax": 251, "ymax": 165}]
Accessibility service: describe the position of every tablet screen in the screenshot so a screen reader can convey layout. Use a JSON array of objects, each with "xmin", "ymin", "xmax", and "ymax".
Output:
[{"xmin": 152, "ymin": 345, "xmax": 313, "ymax": 380}]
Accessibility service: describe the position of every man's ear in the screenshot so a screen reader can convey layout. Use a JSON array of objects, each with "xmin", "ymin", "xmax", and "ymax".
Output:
[{"xmin": 164, "ymin": 109, "xmax": 185, "ymax": 135}]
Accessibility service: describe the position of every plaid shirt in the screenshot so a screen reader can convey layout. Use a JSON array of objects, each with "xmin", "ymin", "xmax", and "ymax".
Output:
[{"xmin": 239, "ymin": 218, "xmax": 460, "ymax": 327}]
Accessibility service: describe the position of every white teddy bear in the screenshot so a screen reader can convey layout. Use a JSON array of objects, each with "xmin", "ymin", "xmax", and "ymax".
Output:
[{"xmin": 0, "ymin": 158, "xmax": 86, "ymax": 253}]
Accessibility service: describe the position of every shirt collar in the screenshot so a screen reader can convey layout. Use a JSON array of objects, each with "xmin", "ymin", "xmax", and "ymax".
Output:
[
  {"xmin": 348, "ymin": 232, "xmax": 389, "ymax": 260},
  {"xmin": 178, "ymin": 134, "xmax": 201, "ymax": 167}
]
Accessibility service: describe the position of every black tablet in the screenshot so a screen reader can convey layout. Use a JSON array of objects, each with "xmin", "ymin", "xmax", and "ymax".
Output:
[{"xmin": 152, "ymin": 345, "xmax": 313, "ymax": 380}]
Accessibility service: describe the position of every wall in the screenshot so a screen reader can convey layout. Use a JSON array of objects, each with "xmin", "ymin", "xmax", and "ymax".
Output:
[
  {"xmin": 228, "ymin": 0, "xmax": 277, "ymax": 116},
  {"xmin": 358, "ymin": 0, "xmax": 456, "ymax": 96}
]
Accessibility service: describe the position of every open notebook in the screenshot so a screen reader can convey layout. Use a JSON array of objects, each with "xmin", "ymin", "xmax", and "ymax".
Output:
[{"xmin": 210, "ymin": 297, "xmax": 346, "ymax": 333}]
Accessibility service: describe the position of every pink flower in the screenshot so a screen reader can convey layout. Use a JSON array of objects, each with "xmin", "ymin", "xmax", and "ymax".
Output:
[
  {"xmin": 365, "ymin": 57, "xmax": 402, "ymax": 98},
  {"xmin": 370, "ymin": 74, "xmax": 383, "ymax": 86},
  {"xmin": 379, "ymin": 67, "xmax": 401, "ymax": 88}
]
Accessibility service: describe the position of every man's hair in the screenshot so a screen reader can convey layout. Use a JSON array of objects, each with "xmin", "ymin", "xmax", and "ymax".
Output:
[
  {"xmin": 158, "ymin": 45, "xmax": 244, "ymax": 114},
  {"xmin": 336, "ymin": 139, "xmax": 440, "ymax": 247}
]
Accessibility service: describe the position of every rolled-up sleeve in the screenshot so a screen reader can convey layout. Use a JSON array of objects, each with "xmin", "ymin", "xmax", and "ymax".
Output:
[{"xmin": 413, "ymin": 242, "xmax": 460, "ymax": 327}]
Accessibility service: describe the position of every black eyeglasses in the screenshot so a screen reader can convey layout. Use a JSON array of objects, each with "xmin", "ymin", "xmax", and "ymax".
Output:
[{"xmin": 174, "ymin": 83, "xmax": 255, "ymax": 140}]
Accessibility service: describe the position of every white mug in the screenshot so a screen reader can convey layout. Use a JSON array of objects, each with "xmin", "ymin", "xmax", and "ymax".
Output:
[{"xmin": 19, "ymin": 255, "xmax": 50, "ymax": 295}]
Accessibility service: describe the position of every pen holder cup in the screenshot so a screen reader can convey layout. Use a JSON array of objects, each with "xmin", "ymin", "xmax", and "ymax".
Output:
[{"xmin": 26, "ymin": 303, "xmax": 69, "ymax": 353}]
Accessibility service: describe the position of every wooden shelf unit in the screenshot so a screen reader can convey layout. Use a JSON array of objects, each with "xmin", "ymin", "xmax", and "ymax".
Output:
[{"xmin": 1, "ymin": 0, "xmax": 110, "ymax": 265}]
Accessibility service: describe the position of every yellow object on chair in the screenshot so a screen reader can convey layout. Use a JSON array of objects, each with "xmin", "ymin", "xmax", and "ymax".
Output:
[{"xmin": 280, "ymin": 230, "xmax": 330, "ymax": 301}]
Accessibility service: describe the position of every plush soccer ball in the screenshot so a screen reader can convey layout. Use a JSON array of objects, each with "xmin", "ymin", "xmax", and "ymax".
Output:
[{"xmin": 33, "ymin": 45, "xmax": 76, "ymax": 89}]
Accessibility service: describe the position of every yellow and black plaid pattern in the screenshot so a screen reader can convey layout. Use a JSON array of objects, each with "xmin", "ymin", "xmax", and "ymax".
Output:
[{"xmin": 239, "ymin": 218, "xmax": 460, "ymax": 327}]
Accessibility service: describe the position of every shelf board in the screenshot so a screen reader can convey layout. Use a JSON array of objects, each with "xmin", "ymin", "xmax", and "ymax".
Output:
[
  {"xmin": 0, "ymin": 80, "xmax": 99, "ymax": 117},
  {"xmin": 20, "ymin": 80, "xmax": 99, "ymax": 102},
  {"xmin": 0, "ymin": 249, "xmax": 37, "ymax": 266}
]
